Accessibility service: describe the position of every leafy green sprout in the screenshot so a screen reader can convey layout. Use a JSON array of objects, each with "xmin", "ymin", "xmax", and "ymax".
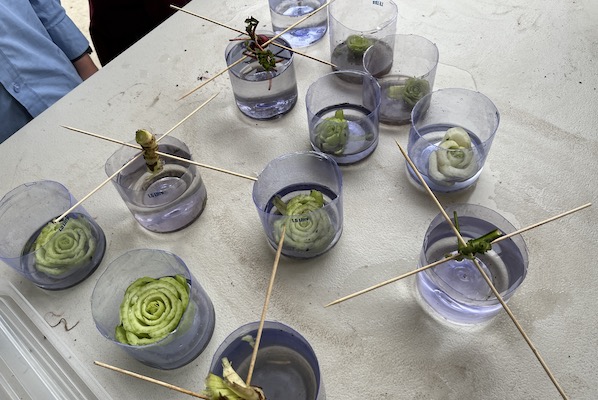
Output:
[{"xmin": 451, "ymin": 211, "xmax": 503, "ymax": 261}]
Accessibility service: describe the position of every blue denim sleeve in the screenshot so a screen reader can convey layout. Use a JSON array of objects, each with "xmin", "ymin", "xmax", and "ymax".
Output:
[{"xmin": 29, "ymin": 0, "xmax": 90, "ymax": 60}]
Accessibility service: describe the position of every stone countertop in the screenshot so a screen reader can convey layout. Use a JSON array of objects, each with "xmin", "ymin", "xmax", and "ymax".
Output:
[{"xmin": 1, "ymin": 0, "xmax": 597, "ymax": 399}]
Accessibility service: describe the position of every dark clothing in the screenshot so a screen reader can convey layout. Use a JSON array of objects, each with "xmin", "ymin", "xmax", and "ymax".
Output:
[{"xmin": 88, "ymin": 0, "xmax": 190, "ymax": 65}]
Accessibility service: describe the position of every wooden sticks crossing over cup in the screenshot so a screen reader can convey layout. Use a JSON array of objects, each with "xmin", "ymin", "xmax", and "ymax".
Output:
[
  {"xmin": 173, "ymin": 0, "xmax": 336, "ymax": 100},
  {"xmin": 54, "ymin": 93, "xmax": 224, "ymax": 223}
]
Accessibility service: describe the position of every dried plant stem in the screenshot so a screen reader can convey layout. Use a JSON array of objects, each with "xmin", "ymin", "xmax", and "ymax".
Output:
[
  {"xmin": 394, "ymin": 140, "xmax": 569, "ymax": 399},
  {"xmin": 60, "ymin": 125, "xmax": 257, "ymax": 182},
  {"xmin": 246, "ymin": 225, "xmax": 286, "ymax": 386},
  {"xmin": 177, "ymin": 0, "xmax": 335, "ymax": 100},
  {"xmin": 53, "ymin": 93, "xmax": 218, "ymax": 223},
  {"xmin": 171, "ymin": 5, "xmax": 336, "ymax": 68},
  {"xmin": 94, "ymin": 361, "xmax": 208, "ymax": 399}
]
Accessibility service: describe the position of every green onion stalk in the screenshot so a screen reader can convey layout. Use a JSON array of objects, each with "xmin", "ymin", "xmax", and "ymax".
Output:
[
  {"xmin": 451, "ymin": 211, "xmax": 503, "ymax": 261},
  {"xmin": 272, "ymin": 190, "xmax": 335, "ymax": 253},
  {"xmin": 136, "ymin": 129, "xmax": 163, "ymax": 174},
  {"xmin": 115, "ymin": 275, "xmax": 190, "ymax": 346}
]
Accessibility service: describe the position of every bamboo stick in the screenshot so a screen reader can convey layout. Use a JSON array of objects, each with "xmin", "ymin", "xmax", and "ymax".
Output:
[
  {"xmin": 94, "ymin": 361, "xmax": 208, "ymax": 399},
  {"xmin": 171, "ymin": 5, "xmax": 336, "ymax": 68},
  {"xmin": 494, "ymin": 202, "xmax": 591, "ymax": 243},
  {"xmin": 246, "ymin": 225, "xmax": 286, "ymax": 386},
  {"xmin": 325, "ymin": 254, "xmax": 460, "ymax": 307},
  {"xmin": 60, "ymin": 125, "xmax": 257, "ymax": 182},
  {"xmin": 325, "ymin": 202, "xmax": 591, "ymax": 307},
  {"xmin": 177, "ymin": 0, "xmax": 335, "ymax": 100},
  {"xmin": 53, "ymin": 93, "xmax": 218, "ymax": 222}
]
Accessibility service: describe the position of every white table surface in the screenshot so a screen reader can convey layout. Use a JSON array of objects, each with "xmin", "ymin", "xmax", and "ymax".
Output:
[{"xmin": 1, "ymin": 0, "xmax": 597, "ymax": 399}]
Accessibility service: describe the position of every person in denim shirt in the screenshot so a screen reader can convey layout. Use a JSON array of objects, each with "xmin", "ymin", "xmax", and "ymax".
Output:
[{"xmin": 0, "ymin": 0, "xmax": 98, "ymax": 143}]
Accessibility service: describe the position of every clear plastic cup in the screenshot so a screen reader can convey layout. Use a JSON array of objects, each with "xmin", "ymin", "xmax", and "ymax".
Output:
[
  {"xmin": 210, "ymin": 321, "xmax": 325, "ymax": 400},
  {"xmin": 269, "ymin": 0, "xmax": 328, "ymax": 48},
  {"xmin": 329, "ymin": 0, "xmax": 398, "ymax": 74},
  {"xmin": 363, "ymin": 34, "xmax": 439, "ymax": 125},
  {"xmin": 105, "ymin": 136, "xmax": 208, "ymax": 233},
  {"xmin": 0, "ymin": 181, "xmax": 106, "ymax": 290},
  {"xmin": 225, "ymin": 32, "xmax": 298, "ymax": 120},
  {"xmin": 416, "ymin": 204, "xmax": 528, "ymax": 324},
  {"xmin": 252, "ymin": 151, "xmax": 343, "ymax": 259},
  {"xmin": 407, "ymin": 88, "xmax": 500, "ymax": 192},
  {"xmin": 91, "ymin": 249, "xmax": 215, "ymax": 369},
  {"xmin": 306, "ymin": 71, "xmax": 381, "ymax": 164}
]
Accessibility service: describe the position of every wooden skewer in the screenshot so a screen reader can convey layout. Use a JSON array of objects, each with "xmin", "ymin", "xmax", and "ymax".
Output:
[
  {"xmin": 53, "ymin": 93, "xmax": 218, "ymax": 223},
  {"xmin": 160, "ymin": 92, "xmax": 219, "ymax": 138},
  {"xmin": 53, "ymin": 157, "xmax": 141, "ymax": 223},
  {"xmin": 179, "ymin": 57, "xmax": 244, "ymax": 100},
  {"xmin": 494, "ymin": 202, "xmax": 591, "ymax": 243},
  {"xmin": 394, "ymin": 140, "xmax": 569, "ymax": 400},
  {"xmin": 246, "ymin": 225, "xmax": 286, "ymax": 386},
  {"xmin": 177, "ymin": 0, "xmax": 335, "ymax": 100},
  {"xmin": 325, "ymin": 254, "xmax": 460, "ymax": 307},
  {"xmin": 396, "ymin": 140, "xmax": 464, "ymax": 242},
  {"xmin": 325, "ymin": 202, "xmax": 591, "ymax": 307},
  {"xmin": 170, "ymin": 6, "xmax": 247, "ymax": 35},
  {"xmin": 60, "ymin": 125, "xmax": 257, "ymax": 182},
  {"xmin": 171, "ymin": 5, "xmax": 337, "ymax": 68},
  {"xmin": 94, "ymin": 361, "xmax": 208, "ymax": 399}
]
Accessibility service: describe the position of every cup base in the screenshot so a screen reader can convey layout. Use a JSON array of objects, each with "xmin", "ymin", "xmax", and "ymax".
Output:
[
  {"xmin": 405, "ymin": 163, "xmax": 481, "ymax": 193},
  {"xmin": 416, "ymin": 264, "xmax": 504, "ymax": 325}
]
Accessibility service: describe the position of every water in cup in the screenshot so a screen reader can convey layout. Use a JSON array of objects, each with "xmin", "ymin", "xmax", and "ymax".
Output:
[
  {"xmin": 113, "ymin": 144, "xmax": 207, "ymax": 232},
  {"xmin": 235, "ymin": 345, "xmax": 319, "ymax": 400},
  {"xmin": 270, "ymin": 0, "xmax": 327, "ymax": 48},
  {"xmin": 226, "ymin": 35, "xmax": 298, "ymax": 120},
  {"xmin": 407, "ymin": 124, "xmax": 484, "ymax": 192},
  {"xmin": 417, "ymin": 212, "xmax": 527, "ymax": 324}
]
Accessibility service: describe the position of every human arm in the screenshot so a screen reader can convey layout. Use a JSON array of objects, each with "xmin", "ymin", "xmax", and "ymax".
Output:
[
  {"xmin": 30, "ymin": 0, "xmax": 92, "ymax": 64},
  {"xmin": 73, "ymin": 53, "xmax": 98, "ymax": 80}
]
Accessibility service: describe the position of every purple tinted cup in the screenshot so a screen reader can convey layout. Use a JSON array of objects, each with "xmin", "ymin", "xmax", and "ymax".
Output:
[
  {"xmin": 210, "ymin": 321, "xmax": 325, "ymax": 400},
  {"xmin": 363, "ymin": 34, "xmax": 439, "ymax": 125},
  {"xmin": 105, "ymin": 136, "xmax": 207, "ymax": 233},
  {"xmin": 306, "ymin": 71, "xmax": 381, "ymax": 164},
  {"xmin": 407, "ymin": 88, "xmax": 500, "ymax": 193},
  {"xmin": 91, "ymin": 249, "xmax": 215, "ymax": 369},
  {"xmin": 416, "ymin": 204, "xmax": 528, "ymax": 324},
  {"xmin": 0, "ymin": 181, "xmax": 106, "ymax": 290},
  {"xmin": 252, "ymin": 151, "xmax": 343, "ymax": 259}
]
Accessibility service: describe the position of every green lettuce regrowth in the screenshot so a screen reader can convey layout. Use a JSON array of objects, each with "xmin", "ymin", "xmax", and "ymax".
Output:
[
  {"xmin": 33, "ymin": 215, "xmax": 97, "ymax": 276},
  {"xmin": 451, "ymin": 211, "xmax": 503, "ymax": 261},
  {"xmin": 428, "ymin": 127, "xmax": 478, "ymax": 184},
  {"xmin": 346, "ymin": 34, "xmax": 373, "ymax": 55},
  {"xmin": 386, "ymin": 77, "xmax": 430, "ymax": 107},
  {"xmin": 115, "ymin": 275, "xmax": 189, "ymax": 345},
  {"xmin": 315, "ymin": 109, "xmax": 349, "ymax": 155},
  {"xmin": 272, "ymin": 190, "xmax": 335, "ymax": 253}
]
